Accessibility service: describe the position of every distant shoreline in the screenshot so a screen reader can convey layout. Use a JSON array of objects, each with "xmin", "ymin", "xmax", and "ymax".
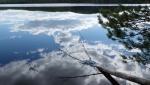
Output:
[
  {"xmin": 0, "ymin": 3, "xmax": 150, "ymax": 7},
  {"xmin": 0, "ymin": 3, "xmax": 150, "ymax": 5},
  {"xmin": 0, "ymin": 0, "xmax": 149, "ymax": 4}
]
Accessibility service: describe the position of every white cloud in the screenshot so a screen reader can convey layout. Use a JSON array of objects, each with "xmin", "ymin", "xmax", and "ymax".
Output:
[
  {"xmin": 37, "ymin": 48, "xmax": 45, "ymax": 52},
  {"xmin": 14, "ymin": 52, "xmax": 19, "ymax": 54},
  {"xmin": 28, "ymin": 48, "xmax": 46, "ymax": 54},
  {"xmin": 54, "ymin": 31, "xmax": 80, "ymax": 47},
  {"xmin": 0, "ymin": 52, "xmax": 97, "ymax": 85},
  {"xmin": 0, "ymin": 10, "xmax": 98, "ymax": 36},
  {"xmin": 9, "ymin": 36, "xmax": 17, "ymax": 39},
  {"xmin": 0, "ymin": 35, "xmax": 21, "ymax": 40},
  {"xmin": 0, "ymin": 10, "xmax": 97, "ymax": 25},
  {"xmin": 0, "ymin": 38, "xmax": 149, "ymax": 85},
  {"xmin": 26, "ymin": 52, "xmax": 29, "ymax": 55},
  {"xmin": 30, "ymin": 51, "xmax": 37, "ymax": 54},
  {"xmin": 0, "ymin": 40, "xmax": 149, "ymax": 85},
  {"xmin": 9, "ymin": 36, "xmax": 21, "ymax": 39},
  {"xmin": 10, "ymin": 18, "xmax": 97, "ymax": 36},
  {"xmin": 51, "ymin": 31, "xmax": 149, "ymax": 85}
]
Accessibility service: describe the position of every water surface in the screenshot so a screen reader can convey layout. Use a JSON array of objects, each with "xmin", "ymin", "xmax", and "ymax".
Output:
[{"xmin": 0, "ymin": 7, "xmax": 149, "ymax": 85}]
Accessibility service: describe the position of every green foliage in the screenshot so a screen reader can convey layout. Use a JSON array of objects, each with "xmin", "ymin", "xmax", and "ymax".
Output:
[
  {"xmin": 121, "ymin": 55, "xmax": 127, "ymax": 59},
  {"xmin": 99, "ymin": 8, "xmax": 112, "ymax": 17},
  {"xmin": 129, "ymin": 32, "xmax": 135, "ymax": 37},
  {"xmin": 122, "ymin": 60, "xmax": 128, "ymax": 63},
  {"xmin": 98, "ymin": 5, "xmax": 150, "ymax": 66},
  {"xmin": 98, "ymin": 15, "xmax": 103, "ymax": 24}
]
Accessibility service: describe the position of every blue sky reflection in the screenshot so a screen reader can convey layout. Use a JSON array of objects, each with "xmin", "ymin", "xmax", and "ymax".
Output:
[{"xmin": 0, "ymin": 9, "xmax": 149, "ymax": 85}]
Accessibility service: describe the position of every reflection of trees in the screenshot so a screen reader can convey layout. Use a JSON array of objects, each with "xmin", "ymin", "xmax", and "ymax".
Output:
[
  {"xmin": 98, "ymin": 5, "xmax": 150, "ymax": 65},
  {"xmin": 0, "ymin": 6, "xmax": 117, "ymax": 14}
]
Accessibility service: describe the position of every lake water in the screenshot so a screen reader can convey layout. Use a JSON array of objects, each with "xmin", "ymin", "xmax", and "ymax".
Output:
[{"xmin": 0, "ymin": 6, "xmax": 149, "ymax": 85}]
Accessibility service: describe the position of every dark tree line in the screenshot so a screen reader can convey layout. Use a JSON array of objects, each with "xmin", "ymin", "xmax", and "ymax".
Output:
[
  {"xmin": 0, "ymin": 0, "xmax": 150, "ymax": 4},
  {"xmin": 0, "ymin": 6, "xmax": 118, "ymax": 14}
]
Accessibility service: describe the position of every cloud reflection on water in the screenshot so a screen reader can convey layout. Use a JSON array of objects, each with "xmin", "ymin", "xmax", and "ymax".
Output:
[
  {"xmin": 0, "ymin": 10, "xmax": 149, "ymax": 85},
  {"xmin": 10, "ymin": 17, "xmax": 97, "ymax": 36},
  {"xmin": 0, "ymin": 41, "xmax": 148, "ymax": 85}
]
